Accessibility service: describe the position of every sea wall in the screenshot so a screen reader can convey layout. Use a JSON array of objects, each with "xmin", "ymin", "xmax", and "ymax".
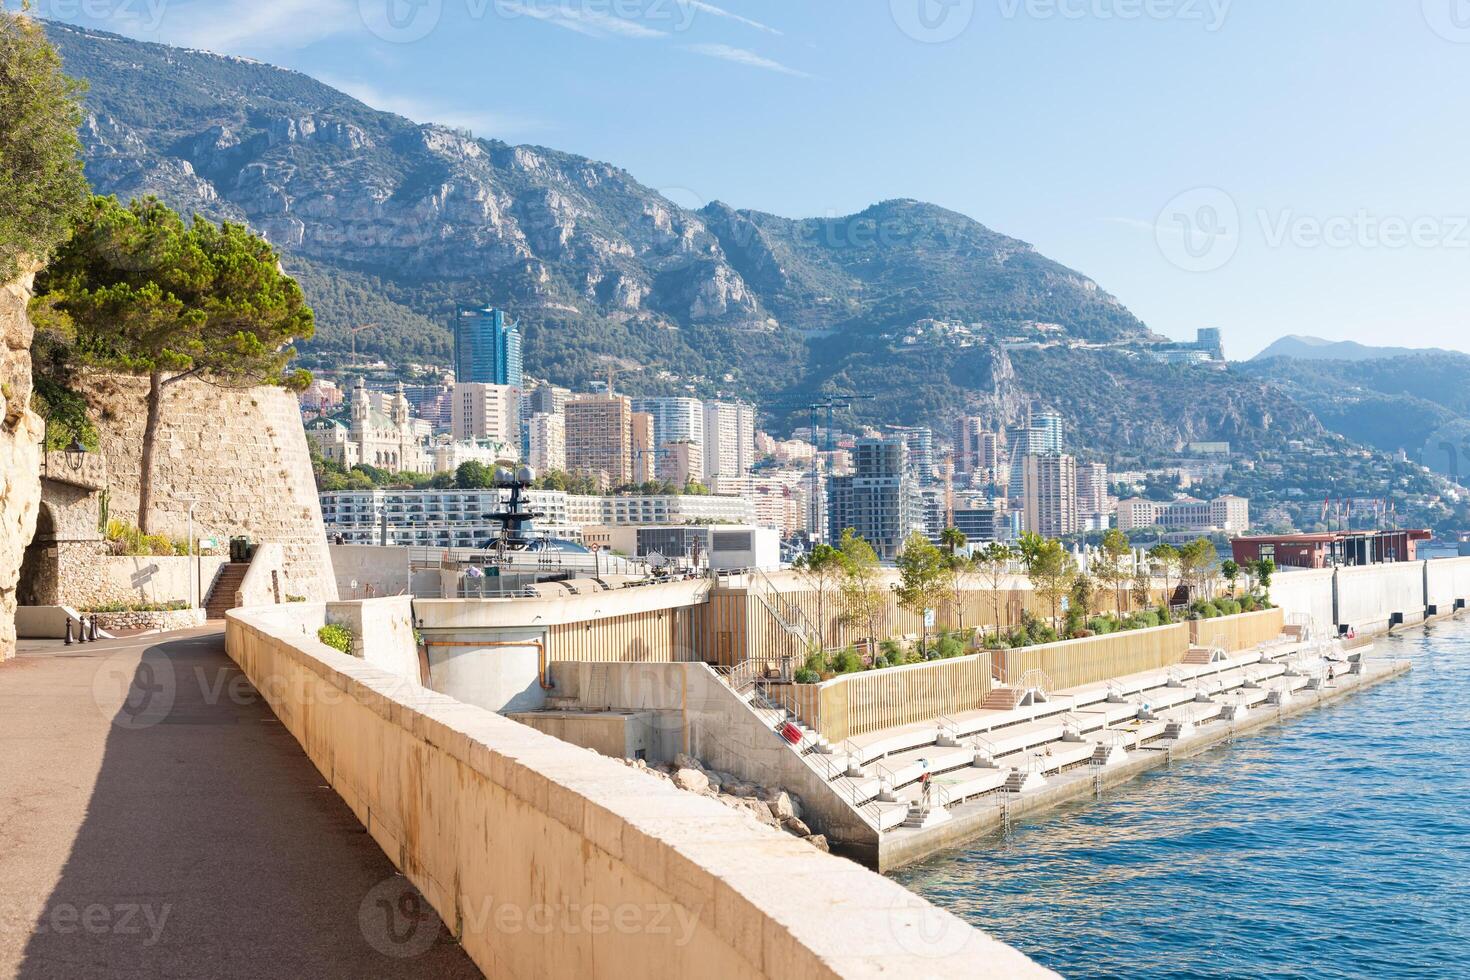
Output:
[
  {"xmin": 85, "ymin": 373, "xmax": 337, "ymax": 603},
  {"xmin": 1272, "ymin": 557, "xmax": 1470, "ymax": 636},
  {"xmin": 225, "ymin": 603, "xmax": 1047, "ymax": 978},
  {"xmin": 0, "ymin": 269, "xmax": 43, "ymax": 661}
]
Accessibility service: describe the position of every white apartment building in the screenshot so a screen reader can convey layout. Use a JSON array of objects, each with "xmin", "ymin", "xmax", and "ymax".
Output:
[
  {"xmin": 431, "ymin": 438, "xmax": 517, "ymax": 474},
  {"xmin": 709, "ymin": 473, "xmax": 811, "ymax": 538},
  {"xmin": 1117, "ymin": 495, "xmax": 1250, "ymax": 533},
  {"xmin": 631, "ymin": 397, "xmax": 706, "ymax": 479},
  {"xmin": 703, "ymin": 401, "xmax": 755, "ymax": 480},
  {"xmin": 452, "ymin": 383, "xmax": 521, "ymax": 445},
  {"xmin": 528, "ymin": 412, "xmax": 566, "ymax": 473}
]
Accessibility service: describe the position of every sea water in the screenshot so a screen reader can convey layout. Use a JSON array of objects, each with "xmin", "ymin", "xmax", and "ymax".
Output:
[{"xmin": 892, "ymin": 618, "xmax": 1470, "ymax": 979}]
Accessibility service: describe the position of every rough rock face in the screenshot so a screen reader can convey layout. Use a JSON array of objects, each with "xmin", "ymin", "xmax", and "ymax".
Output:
[{"xmin": 0, "ymin": 270, "xmax": 43, "ymax": 660}]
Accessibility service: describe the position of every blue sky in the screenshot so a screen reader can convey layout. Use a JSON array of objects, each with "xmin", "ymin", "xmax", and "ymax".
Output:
[{"xmin": 35, "ymin": 0, "xmax": 1470, "ymax": 358}]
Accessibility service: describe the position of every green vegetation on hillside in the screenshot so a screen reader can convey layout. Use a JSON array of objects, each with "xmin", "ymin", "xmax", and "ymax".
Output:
[{"xmin": 0, "ymin": 11, "xmax": 89, "ymax": 278}]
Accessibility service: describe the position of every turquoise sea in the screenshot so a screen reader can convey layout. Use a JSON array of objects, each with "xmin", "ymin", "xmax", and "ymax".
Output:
[{"xmin": 893, "ymin": 618, "xmax": 1470, "ymax": 979}]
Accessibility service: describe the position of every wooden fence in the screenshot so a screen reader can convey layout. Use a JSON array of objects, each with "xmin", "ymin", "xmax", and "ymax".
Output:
[
  {"xmin": 1189, "ymin": 607, "xmax": 1284, "ymax": 652},
  {"xmin": 795, "ymin": 653, "xmax": 994, "ymax": 744},
  {"xmin": 993, "ymin": 623, "xmax": 1190, "ymax": 691}
]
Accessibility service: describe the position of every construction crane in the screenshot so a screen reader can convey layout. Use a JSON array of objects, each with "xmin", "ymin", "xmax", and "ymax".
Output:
[{"xmin": 346, "ymin": 323, "xmax": 377, "ymax": 371}]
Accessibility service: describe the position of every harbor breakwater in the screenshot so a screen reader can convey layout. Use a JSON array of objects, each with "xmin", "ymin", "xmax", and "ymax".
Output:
[{"xmin": 1271, "ymin": 555, "xmax": 1470, "ymax": 637}]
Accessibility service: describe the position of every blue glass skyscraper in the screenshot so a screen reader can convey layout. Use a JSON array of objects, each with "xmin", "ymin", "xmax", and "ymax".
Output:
[{"xmin": 453, "ymin": 306, "xmax": 523, "ymax": 386}]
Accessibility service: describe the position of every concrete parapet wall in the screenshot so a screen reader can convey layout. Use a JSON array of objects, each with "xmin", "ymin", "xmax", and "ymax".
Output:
[
  {"xmin": 329, "ymin": 544, "xmax": 411, "ymax": 599},
  {"xmin": 225, "ymin": 604, "xmax": 1048, "ymax": 978},
  {"xmin": 325, "ymin": 594, "xmax": 420, "ymax": 680},
  {"xmin": 236, "ymin": 542, "xmax": 287, "ymax": 607},
  {"xmin": 1425, "ymin": 557, "xmax": 1470, "ymax": 614},
  {"xmin": 1335, "ymin": 563, "xmax": 1426, "ymax": 633}
]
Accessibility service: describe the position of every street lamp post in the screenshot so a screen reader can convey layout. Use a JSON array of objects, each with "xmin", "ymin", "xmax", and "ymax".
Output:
[{"xmin": 182, "ymin": 499, "xmax": 198, "ymax": 610}]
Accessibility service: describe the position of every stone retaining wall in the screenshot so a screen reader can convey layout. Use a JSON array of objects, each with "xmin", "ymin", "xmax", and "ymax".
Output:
[
  {"xmin": 88, "ymin": 607, "xmax": 204, "ymax": 632},
  {"xmin": 85, "ymin": 374, "xmax": 337, "ymax": 603}
]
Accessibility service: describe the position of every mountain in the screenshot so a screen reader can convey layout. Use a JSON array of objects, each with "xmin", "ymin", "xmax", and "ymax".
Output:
[
  {"xmin": 1252, "ymin": 335, "xmax": 1454, "ymax": 362},
  {"xmin": 46, "ymin": 21, "xmax": 1323, "ymax": 453},
  {"xmin": 1241, "ymin": 351, "xmax": 1470, "ymax": 478}
]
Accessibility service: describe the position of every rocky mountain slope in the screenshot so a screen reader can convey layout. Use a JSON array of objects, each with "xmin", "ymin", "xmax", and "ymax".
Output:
[{"xmin": 47, "ymin": 21, "xmax": 1321, "ymax": 453}]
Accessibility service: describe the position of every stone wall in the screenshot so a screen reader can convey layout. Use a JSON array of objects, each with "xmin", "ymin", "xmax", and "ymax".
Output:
[
  {"xmin": 90, "ymin": 607, "xmax": 204, "ymax": 633},
  {"xmin": 64, "ymin": 555, "xmax": 229, "ymax": 609},
  {"xmin": 85, "ymin": 374, "xmax": 337, "ymax": 603},
  {"xmin": 0, "ymin": 270, "xmax": 43, "ymax": 661}
]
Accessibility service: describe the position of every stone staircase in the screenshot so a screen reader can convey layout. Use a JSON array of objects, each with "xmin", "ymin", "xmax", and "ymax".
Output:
[
  {"xmin": 1182, "ymin": 646, "xmax": 1223, "ymax": 665},
  {"xmin": 980, "ymin": 686, "xmax": 1027, "ymax": 711},
  {"xmin": 204, "ymin": 562, "xmax": 251, "ymax": 620}
]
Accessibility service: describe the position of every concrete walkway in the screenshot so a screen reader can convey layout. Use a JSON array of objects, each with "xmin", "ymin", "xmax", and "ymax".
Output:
[{"xmin": 0, "ymin": 628, "xmax": 481, "ymax": 980}]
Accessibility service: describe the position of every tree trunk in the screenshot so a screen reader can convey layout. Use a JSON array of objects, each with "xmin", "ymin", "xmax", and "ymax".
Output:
[{"xmin": 137, "ymin": 368, "xmax": 164, "ymax": 533}]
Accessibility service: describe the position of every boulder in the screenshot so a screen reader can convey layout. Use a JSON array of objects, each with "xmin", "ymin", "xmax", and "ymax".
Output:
[
  {"xmin": 672, "ymin": 768, "xmax": 710, "ymax": 795},
  {"xmin": 782, "ymin": 816, "xmax": 812, "ymax": 838},
  {"xmin": 766, "ymin": 791, "xmax": 795, "ymax": 822},
  {"xmin": 805, "ymin": 834, "xmax": 830, "ymax": 852},
  {"xmin": 674, "ymin": 752, "xmax": 704, "ymax": 772}
]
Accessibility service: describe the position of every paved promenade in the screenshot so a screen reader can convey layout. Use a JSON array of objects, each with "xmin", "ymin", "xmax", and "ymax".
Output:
[{"xmin": 0, "ymin": 628, "xmax": 480, "ymax": 979}]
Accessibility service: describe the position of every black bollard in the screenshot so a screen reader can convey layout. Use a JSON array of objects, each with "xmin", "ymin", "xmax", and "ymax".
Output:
[
  {"xmin": 89, "ymin": 615, "xmax": 99, "ymax": 642},
  {"xmin": 64, "ymin": 617, "xmax": 73, "ymax": 645}
]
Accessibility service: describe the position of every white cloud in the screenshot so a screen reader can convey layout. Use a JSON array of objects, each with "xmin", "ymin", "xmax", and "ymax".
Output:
[
  {"xmin": 498, "ymin": 2, "xmax": 668, "ymax": 38},
  {"xmin": 155, "ymin": 0, "xmax": 361, "ymax": 52},
  {"xmin": 683, "ymin": 1, "xmax": 782, "ymax": 36},
  {"xmin": 317, "ymin": 74, "xmax": 545, "ymax": 139},
  {"xmin": 685, "ymin": 42, "xmax": 808, "ymax": 77}
]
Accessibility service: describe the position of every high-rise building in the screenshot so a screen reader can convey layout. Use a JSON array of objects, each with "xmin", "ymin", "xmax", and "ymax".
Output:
[
  {"xmin": 632, "ymin": 397, "xmax": 705, "ymax": 479},
  {"xmin": 528, "ymin": 412, "xmax": 566, "ymax": 473},
  {"xmin": 658, "ymin": 440, "xmax": 703, "ymax": 487},
  {"xmin": 631, "ymin": 411, "xmax": 655, "ymax": 483},
  {"xmin": 565, "ymin": 395, "xmax": 634, "ymax": 486},
  {"xmin": 891, "ymin": 426, "xmax": 935, "ymax": 485},
  {"xmin": 703, "ymin": 401, "xmax": 755, "ymax": 480},
  {"xmin": 453, "ymin": 306, "xmax": 523, "ymax": 386},
  {"xmin": 954, "ymin": 417, "xmax": 987, "ymax": 474},
  {"xmin": 1077, "ymin": 462, "xmax": 1110, "ymax": 521},
  {"xmin": 1021, "ymin": 453, "xmax": 1078, "ymax": 538},
  {"xmin": 826, "ymin": 437, "xmax": 924, "ymax": 560},
  {"xmin": 526, "ymin": 381, "xmax": 571, "ymax": 417},
  {"xmin": 451, "ymin": 383, "xmax": 521, "ymax": 448},
  {"xmin": 1030, "ymin": 410, "xmax": 1065, "ymax": 454}
]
